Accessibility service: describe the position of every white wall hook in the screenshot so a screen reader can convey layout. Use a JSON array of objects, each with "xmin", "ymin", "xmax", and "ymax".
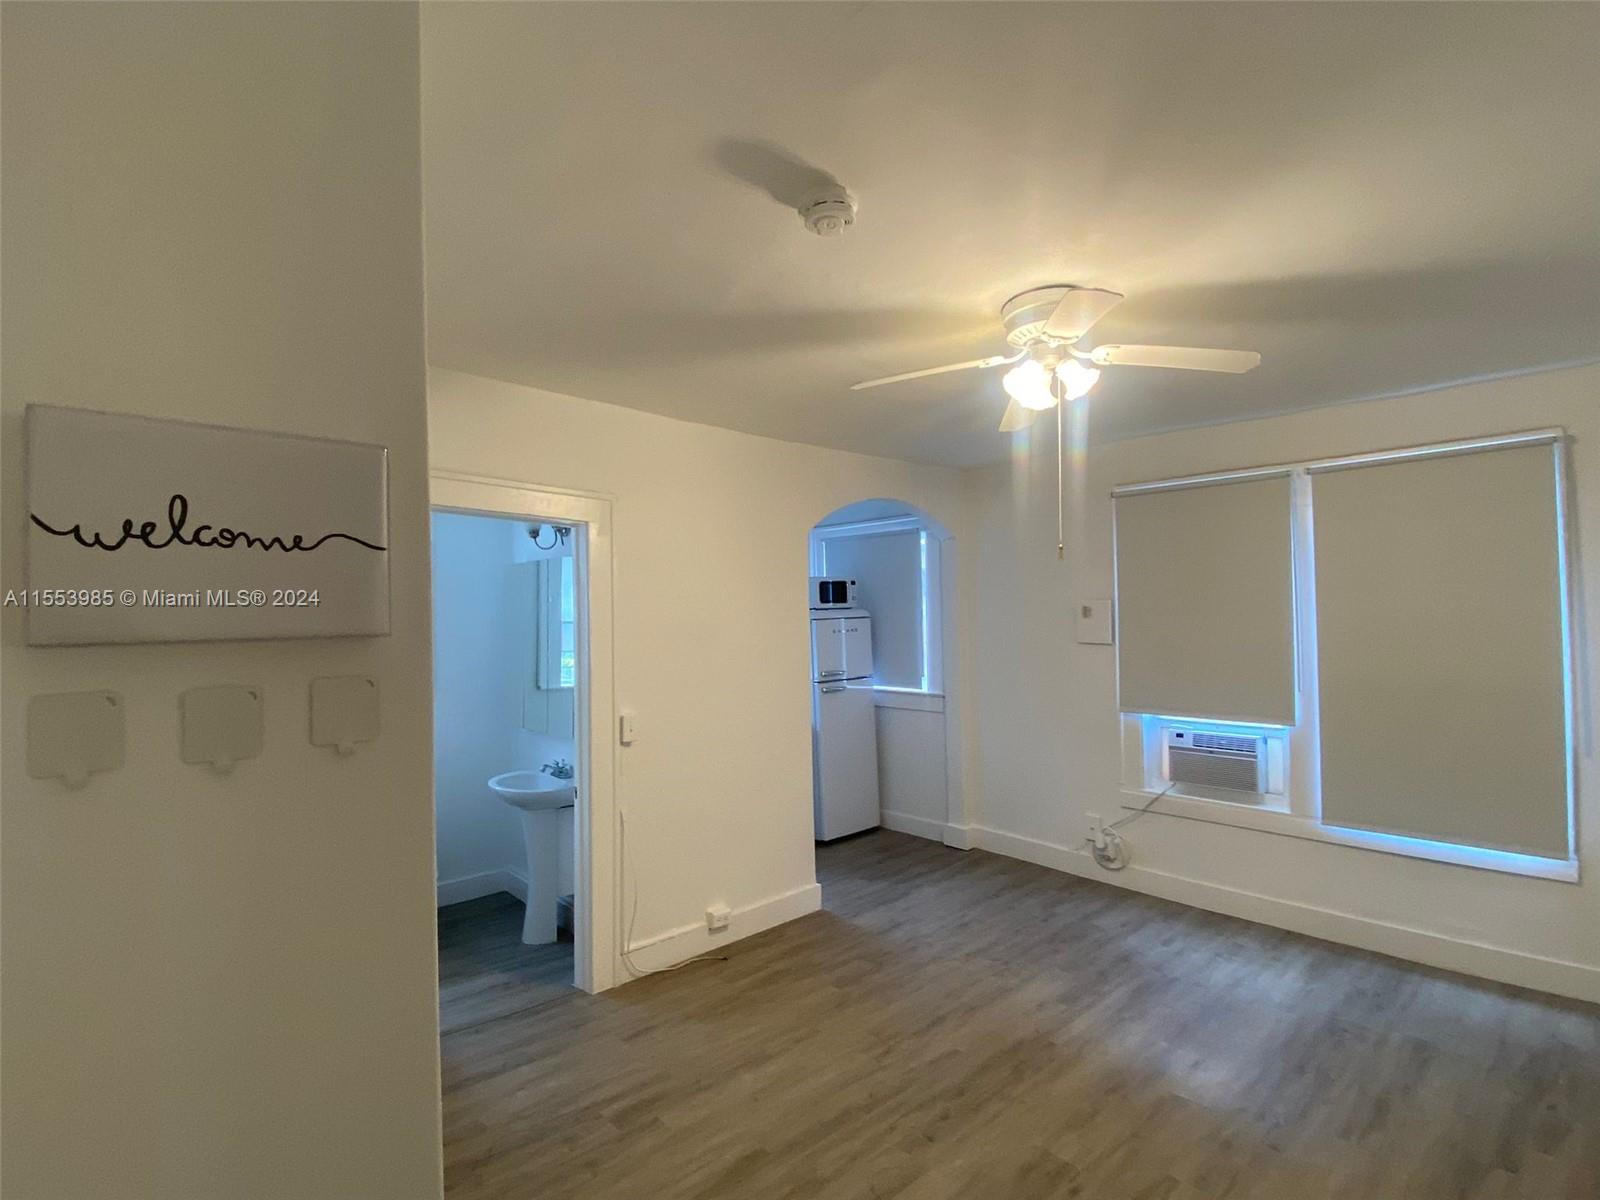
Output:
[
  {"xmin": 310, "ymin": 676, "xmax": 380, "ymax": 756},
  {"xmin": 180, "ymin": 685, "xmax": 263, "ymax": 773},
  {"xmin": 27, "ymin": 690, "xmax": 126, "ymax": 789}
]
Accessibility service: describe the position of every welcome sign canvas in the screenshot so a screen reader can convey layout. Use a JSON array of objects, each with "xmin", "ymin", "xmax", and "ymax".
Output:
[{"xmin": 24, "ymin": 405, "xmax": 389, "ymax": 644}]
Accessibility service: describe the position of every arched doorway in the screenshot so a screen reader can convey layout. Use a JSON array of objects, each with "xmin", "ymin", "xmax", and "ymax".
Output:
[{"xmin": 807, "ymin": 499, "xmax": 967, "ymax": 847}]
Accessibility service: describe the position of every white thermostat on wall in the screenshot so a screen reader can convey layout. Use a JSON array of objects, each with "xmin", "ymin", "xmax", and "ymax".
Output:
[{"xmin": 1076, "ymin": 597, "xmax": 1114, "ymax": 645}]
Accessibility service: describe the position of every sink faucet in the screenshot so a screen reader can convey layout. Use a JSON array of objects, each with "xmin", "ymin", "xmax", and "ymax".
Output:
[{"xmin": 541, "ymin": 759, "xmax": 574, "ymax": 780}]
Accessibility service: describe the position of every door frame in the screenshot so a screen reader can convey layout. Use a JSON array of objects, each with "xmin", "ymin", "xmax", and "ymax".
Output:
[{"xmin": 430, "ymin": 471, "xmax": 620, "ymax": 993}]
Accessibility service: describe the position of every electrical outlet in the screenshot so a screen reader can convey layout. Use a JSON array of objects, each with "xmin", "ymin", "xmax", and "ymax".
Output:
[
  {"xmin": 1087, "ymin": 813, "xmax": 1106, "ymax": 849},
  {"xmin": 705, "ymin": 904, "xmax": 731, "ymax": 933}
]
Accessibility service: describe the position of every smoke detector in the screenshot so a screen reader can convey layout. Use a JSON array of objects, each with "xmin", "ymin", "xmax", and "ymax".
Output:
[{"xmin": 799, "ymin": 186, "xmax": 857, "ymax": 236}]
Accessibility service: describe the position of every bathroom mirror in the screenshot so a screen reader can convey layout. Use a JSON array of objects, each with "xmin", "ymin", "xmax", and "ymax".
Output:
[{"xmin": 523, "ymin": 556, "xmax": 576, "ymax": 737}]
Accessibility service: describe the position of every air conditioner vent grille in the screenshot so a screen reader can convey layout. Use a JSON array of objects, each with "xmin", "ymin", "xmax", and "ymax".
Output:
[
  {"xmin": 1190, "ymin": 732, "xmax": 1255, "ymax": 754},
  {"xmin": 1168, "ymin": 748, "xmax": 1260, "ymax": 792},
  {"xmin": 1163, "ymin": 727, "xmax": 1267, "ymax": 794}
]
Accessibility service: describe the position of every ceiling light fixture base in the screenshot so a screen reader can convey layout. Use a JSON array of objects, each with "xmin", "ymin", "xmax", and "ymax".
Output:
[{"xmin": 1001, "ymin": 285, "xmax": 1076, "ymax": 346}]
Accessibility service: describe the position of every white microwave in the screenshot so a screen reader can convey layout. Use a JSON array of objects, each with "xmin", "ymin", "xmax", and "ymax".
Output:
[{"xmin": 809, "ymin": 576, "xmax": 858, "ymax": 609}]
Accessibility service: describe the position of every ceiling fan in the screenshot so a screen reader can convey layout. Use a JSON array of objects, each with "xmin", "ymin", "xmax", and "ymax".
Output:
[{"xmin": 851, "ymin": 285, "xmax": 1261, "ymax": 432}]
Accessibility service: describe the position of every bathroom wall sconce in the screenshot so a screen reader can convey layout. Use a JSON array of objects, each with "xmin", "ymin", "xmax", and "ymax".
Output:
[{"xmin": 527, "ymin": 523, "xmax": 571, "ymax": 551}]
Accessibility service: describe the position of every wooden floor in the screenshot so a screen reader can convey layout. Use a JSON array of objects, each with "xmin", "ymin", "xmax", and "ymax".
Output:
[
  {"xmin": 438, "ymin": 893, "xmax": 573, "ymax": 1036},
  {"xmin": 439, "ymin": 830, "xmax": 1600, "ymax": 1199}
]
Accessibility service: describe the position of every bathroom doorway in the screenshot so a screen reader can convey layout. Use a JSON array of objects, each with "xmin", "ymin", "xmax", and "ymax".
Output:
[{"xmin": 429, "ymin": 474, "xmax": 619, "ymax": 1007}]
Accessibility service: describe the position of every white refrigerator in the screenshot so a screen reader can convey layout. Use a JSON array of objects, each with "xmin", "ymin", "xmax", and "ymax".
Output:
[{"xmin": 811, "ymin": 610, "xmax": 880, "ymax": 841}]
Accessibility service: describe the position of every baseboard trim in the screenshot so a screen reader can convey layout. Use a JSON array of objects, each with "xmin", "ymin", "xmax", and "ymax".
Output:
[
  {"xmin": 437, "ymin": 868, "xmax": 528, "ymax": 908},
  {"xmin": 622, "ymin": 881, "xmax": 823, "ymax": 975},
  {"xmin": 881, "ymin": 809, "xmax": 975, "ymax": 850},
  {"xmin": 942, "ymin": 823, "xmax": 975, "ymax": 851},
  {"xmin": 971, "ymin": 824, "xmax": 1600, "ymax": 1005},
  {"xmin": 881, "ymin": 809, "xmax": 947, "ymax": 843}
]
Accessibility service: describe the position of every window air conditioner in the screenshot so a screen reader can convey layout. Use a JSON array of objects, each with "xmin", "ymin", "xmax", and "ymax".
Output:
[{"xmin": 1163, "ymin": 728, "xmax": 1267, "ymax": 794}]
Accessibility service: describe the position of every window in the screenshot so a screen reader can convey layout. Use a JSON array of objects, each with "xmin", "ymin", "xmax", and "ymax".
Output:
[
  {"xmin": 1113, "ymin": 472, "xmax": 1296, "ymax": 725},
  {"xmin": 1309, "ymin": 441, "xmax": 1568, "ymax": 860},
  {"xmin": 813, "ymin": 516, "xmax": 942, "ymax": 694},
  {"xmin": 537, "ymin": 555, "xmax": 576, "ymax": 691},
  {"xmin": 1113, "ymin": 430, "xmax": 1575, "ymax": 880},
  {"xmin": 557, "ymin": 556, "xmax": 576, "ymax": 689}
]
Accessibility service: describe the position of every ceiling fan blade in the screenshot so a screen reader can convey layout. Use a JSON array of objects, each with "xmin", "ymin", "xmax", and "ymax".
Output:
[
  {"xmin": 1042, "ymin": 288, "xmax": 1124, "ymax": 339},
  {"xmin": 998, "ymin": 398, "xmax": 1038, "ymax": 433},
  {"xmin": 851, "ymin": 353, "xmax": 1019, "ymax": 390},
  {"xmin": 1091, "ymin": 344, "xmax": 1261, "ymax": 373}
]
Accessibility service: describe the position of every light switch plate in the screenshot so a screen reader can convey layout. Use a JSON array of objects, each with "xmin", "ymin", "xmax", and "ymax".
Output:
[
  {"xmin": 1076, "ymin": 596, "xmax": 1114, "ymax": 645},
  {"xmin": 180, "ymin": 684, "xmax": 263, "ymax": 771},
  {"xmin": 27, "ymin": 690, "xmax": 125, "ymax": 788},
  {"xmin": 310, "ymin": 675, "xmax": 379, "ymax": 755}
]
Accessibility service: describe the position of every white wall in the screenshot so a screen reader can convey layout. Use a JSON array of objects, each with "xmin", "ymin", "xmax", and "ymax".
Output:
[
  {"xmin": 968, "ymin": 363, "xmax": 1600, "ymax": 1001},
  {"xmin": 428, "ymin": 368, "xmax": 974, "ymax": 958},
  {"xmin": 431, "ymin": 511, "xmax": 575, "ymax": 903},
  {"xmin": 1, "ymin": 6, "xmax": 442, "ymax": 1198},
  {"xmin": 875, "ymin": 703, "xmax": 950, "ymax": 840}
]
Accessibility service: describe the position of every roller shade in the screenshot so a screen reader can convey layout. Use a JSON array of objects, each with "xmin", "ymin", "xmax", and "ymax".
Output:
[
  {"xmin": 1311, "ymin": 441, "xmax": 1569, "ymax": 859},
  {"xmin": 821, "ymin": 529, "xmax": 925, "ymax": 690},
  {"xmin": 1114, "ymin": 473, "xmax": 1296, "ymax": 724}
]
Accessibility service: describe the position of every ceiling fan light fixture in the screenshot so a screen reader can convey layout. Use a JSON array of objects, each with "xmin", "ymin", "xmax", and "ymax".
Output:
[
  {"xmin": 1003, "ymin": 359, "xmax": 1058, "ymax": 410},
  {"xmin": 1055, "ymin": 358, "xmax": 1101, "ymax": 400}
]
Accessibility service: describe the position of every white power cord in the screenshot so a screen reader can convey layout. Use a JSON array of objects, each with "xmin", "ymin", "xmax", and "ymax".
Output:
[
  {"xmin": 618, "ymin": 808, "xmax": 726, "ymax": 979},
  {"xmin": 1086, "ymin": 783, "xmax": 1176, "ymax": 871}
]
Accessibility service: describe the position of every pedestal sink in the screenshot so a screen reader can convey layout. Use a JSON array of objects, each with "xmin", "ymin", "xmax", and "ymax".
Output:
[{"xmin": 488, "ymin": 770, "xmax": 575, "ymax": 945}]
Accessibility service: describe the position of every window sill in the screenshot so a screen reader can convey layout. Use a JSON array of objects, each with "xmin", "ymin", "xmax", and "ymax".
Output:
[
  {"xmin": 872, "ymin": 688, "xmax": 944, "ymax": 713},
  {"xmin": 1118, "ymin": 789, "xmax": 1579, "ymax": 883}
]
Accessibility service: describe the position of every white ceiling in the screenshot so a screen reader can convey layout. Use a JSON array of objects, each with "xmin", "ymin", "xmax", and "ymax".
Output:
[{"xmin": 421, "ymin": 3, "xmax": 1600, "ymax": 468}]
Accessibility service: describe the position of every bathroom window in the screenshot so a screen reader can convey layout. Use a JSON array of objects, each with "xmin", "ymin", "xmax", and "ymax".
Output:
[
  {"xmin": 557, "ymin": 556, "xmax": 576, "ymax": 689},
  {"xmin": 537, "ymin": 556, "xmax": 577, "ymax": 691}
]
